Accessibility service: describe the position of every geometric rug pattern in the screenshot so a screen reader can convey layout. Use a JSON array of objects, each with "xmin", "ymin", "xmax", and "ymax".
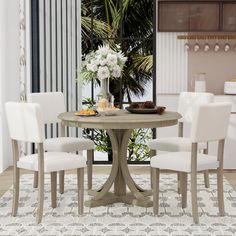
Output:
[{"xmin": 0, "ymin": 174, "xmax": 236, "ymax": 235}]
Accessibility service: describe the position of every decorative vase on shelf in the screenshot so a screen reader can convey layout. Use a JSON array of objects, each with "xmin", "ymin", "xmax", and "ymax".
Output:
[{"xmin": 96, "ymin": 78, "xmax": 114, "ymax": 110}]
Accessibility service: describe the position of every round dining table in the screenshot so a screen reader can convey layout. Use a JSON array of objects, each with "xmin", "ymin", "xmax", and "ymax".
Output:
[{"xmin": 58, "ymin": 109, "xmax": 181, "ymax": 208}]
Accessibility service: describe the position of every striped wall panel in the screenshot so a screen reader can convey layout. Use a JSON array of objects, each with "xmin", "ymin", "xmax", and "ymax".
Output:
[
  {"xmin": 156, "ymin": 32, "xmax": 188, "ymax": 94},
  {"xmin": 38, "ymin": 0, "xmax": 82, "ymax": 138}
]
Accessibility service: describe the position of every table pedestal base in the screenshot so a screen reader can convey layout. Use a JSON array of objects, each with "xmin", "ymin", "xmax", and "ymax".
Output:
[{"xmin": 85, "ymin": 129, "xmax": 154, "ymax": 209}]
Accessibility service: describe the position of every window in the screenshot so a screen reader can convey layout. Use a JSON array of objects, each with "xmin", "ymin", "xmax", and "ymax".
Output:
[{"xmin": 81, "ymin": 0, "xmax": 156, "ymax": 163}]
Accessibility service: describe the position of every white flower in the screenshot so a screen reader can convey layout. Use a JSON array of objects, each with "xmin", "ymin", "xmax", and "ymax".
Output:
[
  {"xmin": 97, "ymin": 45, "xmax": 110, "ymax": 56},
  {"xmin": 86, "ymin": 64, "xmax": 92, "ymax": 71},
  {"xmin": 90, "ymin": 64, "xmax": 98, "ymax": 72},
  {"xmin": 112, "ymin": 65, "xmax": 121, "ymax": 78},
  {"xmin": 91, "ymin": 59, "xmax": 100, "ymax": 66},
  {"xmin": 81, "ymin": 44, "xmax": 127, "ymax": 83},
  {"xmin": 86, "ymin": 63, "xmax": 97, "ymax": 72},
  {"xmin": 97, "ymin": 66, "xmax": 110, "ymax": 80},
  {"xmin": 107, "ymin": 53, "xmax": 117, "ymax": 66},
  {"xmin": 100, "ymin": 59, "xmax": 108, "ymax": 66}
]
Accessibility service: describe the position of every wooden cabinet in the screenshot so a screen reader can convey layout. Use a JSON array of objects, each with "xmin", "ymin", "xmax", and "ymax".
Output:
[
  {"xmin": 158, "ymin": 3, "xmax": 189, "ymax": 32},
  {"xmin": 158, "ymin": 1, "xmax": 236, "ymax": 32},
  {"xmin": 223, "ymin": 3, "xmax": 236, "ymax": 31}
]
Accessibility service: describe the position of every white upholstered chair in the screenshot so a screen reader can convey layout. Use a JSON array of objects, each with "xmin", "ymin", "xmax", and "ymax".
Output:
[
  {"xmin": 5, "ymin": 102, "xmax": 86, "ymax": 224},
  {"xmin": 151, "ymin": 102, "xmax": 231, "ymax": 224},
  {"xmin": 27, "ymin": 92, "xmax": 94, "ymax": 192},
  {"xmin": 148, "ymin": 92, "xmax": 214, "ymax": 189}
]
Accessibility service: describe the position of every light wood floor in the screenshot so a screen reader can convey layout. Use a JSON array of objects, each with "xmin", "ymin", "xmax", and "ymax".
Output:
[{"xmin": 0, "ymin": 166, "xmax": 235, "ymax": 197}]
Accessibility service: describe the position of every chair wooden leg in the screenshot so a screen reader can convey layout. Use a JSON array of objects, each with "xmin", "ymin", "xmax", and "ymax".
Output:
[
  {"xmin": 177, "ymin": 172, "xmax": 181, "ymax": 194},
  {"xmin": 152, "ymin": 167, "xmax": 160, "ymax": 215},
  {"xmin": 217, "ymin": 167, "xmax": 225, "ymax": 216},
  {"xmin": 87, "ymin": 150, "xmax": 93, "ymax": 190},
  {"xmin": 77, "ymin": 168, "xmax": 84, "ymax": 215},
  {"xmin": 12, "ymin": 167, "xmax": 20, "ymax": 217},
  {"xmin": 36, "ymin": 170, "xmax": 44, "ymax": 224},
  {"xmin": 203, "ymin": 148, "xmax": 210, "ymax": 188},
  {"xmin": 51, "ymin": 172, "xmax": 57, "ymax": 208},
  {"xmin": 181, "ymin": 172, "xmax": 188, "ymax": 208},
  {"xmin": 59, "ymin": 170, "xmax": 64, "ymax": 194},
  {"xmin": 204, "ymin": 170, "xmax": 210, "ymax": 188},
  {"xmin": 149, "ymin": 150, "xmax": 156, "ymax": 189},
  {"xmin": 33, "ymin": 171, "xmax": 38, "ymax": 188},
  {"xmin": 191, "ymin": 171, "xmax": 199, "ymax": 224}
]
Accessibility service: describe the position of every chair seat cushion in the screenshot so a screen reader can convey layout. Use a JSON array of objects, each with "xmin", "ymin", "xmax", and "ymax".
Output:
[
  {"xmin": 17, "ymin": 152, "xmax": 87, "ymax": 172},
  {"xmin": 150, "ymin": 152, "xmax": 219, "ymax": 172},
  {"xmin": 148, "ymin": 137, "xmax": 207, "ymax": 152},
  {"xmin": 44, "ymin": 137, "xmax": 94, "ymax": 152}
]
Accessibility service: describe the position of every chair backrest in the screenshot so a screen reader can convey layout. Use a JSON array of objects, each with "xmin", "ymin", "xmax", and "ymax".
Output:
[
  {"xmin": 178, "ymin": 92, "xmax": 214, "ymax": 123},
  {"xmin": 5, "ymin": 102, "xmax": 45, "ymax": 143},
  {"xmin": 191, "ymin": 102, "xmax": 231, "ymax": 143},
  {"xmin": 27, "ymin": 92, "xmax": 66, "ymax": 124}
]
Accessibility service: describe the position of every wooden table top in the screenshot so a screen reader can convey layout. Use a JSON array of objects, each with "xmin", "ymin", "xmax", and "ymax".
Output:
[{"xmin": 58, "ymin": 110, "xmax": 182, "ymax": 129}]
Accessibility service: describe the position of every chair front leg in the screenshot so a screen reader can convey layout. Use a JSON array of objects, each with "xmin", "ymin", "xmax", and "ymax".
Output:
[
  {"xmin": 36, "ymin": 169, "xmax": 44, "ymax": 224},
  {"xmin": 51, "ymin": 172, "xmax": 57, "ymax": 208},
  {"xmin": 11, "ymin": 140, "xmax": 20, "ymax": 217},
  {"xmin": 152, "ymin": 167, "xmax": 160, "ymax": 215},
  {"xmin": 36, "ymin": 143, "xmax": 44, "ymax": 224},
  {"xmin": 12, "ymin": 167, "xmax": 20, "ymax": 216},
  {"xmin": 217, "ymin": 139, "xmax": 225, "ymax": 216},
  {"xmin": 191, "ymin": 171, "xmax": 199, "ymax": 224},
  {"xmin": 87, "ymin": 150, "xmax": 93, "ymax": 190},
  {"xmin": 217, "ymin": 167, "xmax": 225, "ymax": 216},
  {"xmin": 77, "ymin": 168, "xmax": 84, "ymax": 215},
  {"xmin": 191, "ymin": 143, "xmax": 199, "ymax": 224},
  {"xmin": 59, "ymin": 170, "xmax": 65, "ymax": 194}
]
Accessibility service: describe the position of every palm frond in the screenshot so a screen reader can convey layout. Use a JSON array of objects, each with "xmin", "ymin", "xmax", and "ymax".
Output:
[
  {"xmin": 132, "ymin": 55, "xmax": 153, "ymax": 74},
  {"xmin": 81, "ymin": 16, "xmax": 111, "ymax": 39}
]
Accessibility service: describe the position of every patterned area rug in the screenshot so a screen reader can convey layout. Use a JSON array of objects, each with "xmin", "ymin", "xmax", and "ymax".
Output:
[{"xmin": 0, "ymin": 174, "xmax": 236, "ymax": 236}]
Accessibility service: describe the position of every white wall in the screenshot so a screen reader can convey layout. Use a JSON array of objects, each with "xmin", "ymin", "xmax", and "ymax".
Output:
[
  {"xmin": 156, "ymin": 32, "xmax": 188, "ymax": 94},
  {"xmin": 0, "ymin": 0, "xmax": 20, "ymax": 173}
]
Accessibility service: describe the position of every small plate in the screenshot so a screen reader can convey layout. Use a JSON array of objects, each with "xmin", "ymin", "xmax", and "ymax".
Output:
[
  {"xmin": 126, "ymin": 106, "xmax": 166, "ymax": 115},
  {"xmin": 74, "ymin": 110, "xmax": 99, "ymax": 117}
]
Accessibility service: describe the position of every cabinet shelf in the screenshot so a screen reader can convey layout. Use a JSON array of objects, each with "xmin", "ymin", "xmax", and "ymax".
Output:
[{"xmin": 158, "ymin": 1, "xmax": 236, "ymax": 32}]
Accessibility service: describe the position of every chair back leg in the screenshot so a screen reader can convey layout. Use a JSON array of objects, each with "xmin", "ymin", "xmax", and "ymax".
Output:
[
  {"xmin": 59, "ymin": 170, "xmax": 65, "ymax": 194},
  {"xmin": 77, "ymin": 168, "xmax": 84, "ymax": 215},
  {"xmin": 87, "ymin": 150, "xmax": 93, "ymax": 190},
  {"xmin": 33, "ymin": 171, "xmax": 38, "ymax": 188},
  {"xmin": 181, "ymin": 172, "xmax": 188, "ymax": 208},
  {"xmin": 51, "ymin": 172, "xmax": 57, "ymax": 208},
  {"xmin": 149, "ymin": 150, "xmax": 156, "ymax": 189},
  {"xmin": 203, "ymin": 147, "xmax": 210, "ymax": 188}
]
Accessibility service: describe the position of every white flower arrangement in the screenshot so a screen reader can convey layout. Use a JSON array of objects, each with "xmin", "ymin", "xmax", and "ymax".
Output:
[{"xmin": 80, "ymin": 44, "xmax": 127, "ymax": 83}]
